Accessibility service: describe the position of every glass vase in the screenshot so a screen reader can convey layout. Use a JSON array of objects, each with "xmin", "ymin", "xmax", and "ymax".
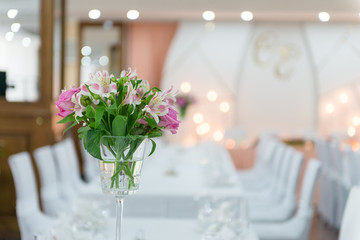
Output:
[{"xmin": 98, "ymin": 135, "xmax": 147, "ymax": 240}]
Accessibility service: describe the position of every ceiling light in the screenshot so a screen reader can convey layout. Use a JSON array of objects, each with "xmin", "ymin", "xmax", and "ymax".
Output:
[
  {"xmin": 22, "ymin": 37, "xmax": 31, "ymax": 47},
  {"xmin": 202, "ymin": 11, "xmax": 215, "ymax": 21},
  {"xmin": 99, "ymin": 56, "xmax": 109, "ymax": 66},
  {"xmin": 180, "ymin": 82, "xmax": 191, "ymax": 93},
  {"xmin": 207, "ymin": 90, "xmax": 218, "ymax": 102},
  {"xmin": 81, "ymin": 46, "xmax": 92, "ymax": 56},
  {"xmin": 5, "ymin": 32, "xmax": 14, "ymax": 41},
  {"xmin": 127, "ymin": 10, "xmax": 140, "ymax": 20},
  {"xmin": 7, "ymin": 9, "xmax": 18, "ymax": 19},
  {"xmin": 241, "ymin": 11, "xmax": 253, "ymax": 21},
  {"xmin": 318, "ymin": 12, "xmax": 330, "ymax": 22},
  {"xmin": 88, "ymin": 9, "xmax": 101, "ymax": 20},
  {"xmin": 11, "ymin": 23, "xmax": 21, "ymax": 32}
]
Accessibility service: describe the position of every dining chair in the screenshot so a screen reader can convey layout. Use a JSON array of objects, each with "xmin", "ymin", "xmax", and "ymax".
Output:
[
  {"xmin": 254, "ymin": 159, "xmax": 321, "ymax": 240},
  {"xmin": 8, "ymin": 152, "xmax": 56, "ymax": 240},
  {"xmin": 52, "ymin": 139, "xmax": 79, "ymax": 204},
  {"xmin": 249, "ymin": 150, "xmax": 303, "ymax": 222},
  {"xmin": 79, "ymin": 140, "xmax": 99, "ymax": 182},
  {"xmin": 339, "ymin": 186, "xmax": 360, "ymax": 240},
  {"xmin": 33, "ymin": 145, "xmax": 70, "ymax": 216},
  {"xmin": 242, "ymin": 141, "xmax": 286, "ymax": 192}
]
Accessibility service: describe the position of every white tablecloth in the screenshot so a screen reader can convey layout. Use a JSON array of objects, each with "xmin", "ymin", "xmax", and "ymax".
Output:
[
  {"xmin": 124, "ymin": 142, "xmax": 244, "ymax": 218},
  {"xmin": 121, "ymin": 218, "xmax": 259, "ymax": 240}
]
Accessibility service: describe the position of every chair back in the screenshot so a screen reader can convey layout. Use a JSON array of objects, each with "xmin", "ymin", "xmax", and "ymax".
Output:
[
  {"xmin": 339, "ymin": 186, "xmax": 360, "ymax": 240},
  {"xmin": 34, "ymin": 145, "xmax": 68, "ymax": 216},
  {"xmin": 283, "ymin": 150, "xmax": 304, "ymax": 204},
  {"xmin": 8, "ymin": 152, "xmax": 40, "ymax": 217},
  {"xmin": 52, "ymin": 140, "xmax": 78, "ymax": 203}
]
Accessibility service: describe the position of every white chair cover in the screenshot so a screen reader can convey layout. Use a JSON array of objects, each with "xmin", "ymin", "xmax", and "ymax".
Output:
[
  {"xmin": 8, "ymin": 152, "xmax": 55, "ymax": 240},
  {"xmin": 249, "ymin": 150, "xmax": 304, "ymax": 222},
  {"xmin": 33, "ymin": 145, "xmax": 70, "ymax": 216},
  {"xmin": 52, "ymin": 140, "xmax": 79, "ymax": 204},
  {"xmin": 254, "ymin": 159, "xmax": 321, "ymax": 240},
  {"xmin": 339, "ymin": 186, "xmax": 360, "ymax": 240},
  {"xmin": 79, "ymin": 140, "xmax": 99, "ymax": 182}
]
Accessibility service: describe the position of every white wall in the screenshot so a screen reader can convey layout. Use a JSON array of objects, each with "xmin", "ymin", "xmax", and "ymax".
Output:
[{"xmin": 161, "ymin": 21, "xmax": 360, "ymax": 142}]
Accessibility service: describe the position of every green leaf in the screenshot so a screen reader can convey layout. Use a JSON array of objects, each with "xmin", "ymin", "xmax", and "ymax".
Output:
[
  {"xmin": 85, "ymin": 129, "xmax": 103, "ymax": 159},
  {"xmin": 95, "ymin": 106, "xmax": 105, "ymax": 128},
  {"xmin": 145, "ymin": 117, "xmax": 157, "ymax": 128},
  {"xmin": 57, "ymin": 113, "xmax": 75, "ymax": 124},
  {"xmin": 148, "ymin": 131, "xmax": 163, "ymax": 138},
  {"xmin": 148, "ymin": 139, "xmax": 157, "ymax": 156},
  {"xmin": 130, "ymin": 127, "xmax": 146, "ymax": 135},
  {"xmin": 86, "ymin": 105, "xmax": 95, "ymax": 118},
  {"xmin": 106, "ymin": 103, "xmax": 117, "ymax": 116},
  {"xmin": 112, "ymin": 115, "xmax": 128, "ymax": 136},
  {"xmin": 63, "ymin": 121, "xmax": 77, "ymax": 135}
]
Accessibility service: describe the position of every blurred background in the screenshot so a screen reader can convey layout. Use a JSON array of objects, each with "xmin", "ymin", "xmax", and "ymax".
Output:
[{"xmin": 1, "ymin": 0, "xmax": 360, "ymax": 239}]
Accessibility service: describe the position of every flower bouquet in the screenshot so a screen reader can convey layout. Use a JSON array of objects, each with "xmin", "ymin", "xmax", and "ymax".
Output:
[
  {"xmin": 175, "ymin": 94, "xmax": 196, "ymax": 119},
  {"xmin": 55, "ymin": 68, "xmax": 180, "ymax": 239}
]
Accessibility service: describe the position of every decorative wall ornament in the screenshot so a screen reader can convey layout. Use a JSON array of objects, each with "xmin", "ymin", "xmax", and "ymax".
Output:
[{"xmin": 253, "ymin": 31, "xmax": 301, "ymax": 80}]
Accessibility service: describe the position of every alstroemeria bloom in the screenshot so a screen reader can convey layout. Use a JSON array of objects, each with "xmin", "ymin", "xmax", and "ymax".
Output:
[
  {"xmin": 136, "ymin": 79, "xmax": 150, "ymax": 98},
  {"xmin": 142, "ymin": 92, "xmax": 169, "ymax": 123},
  {"xmin": 123, "ymin": 81, "xmax": 141, "ymax": 108},
  {"xmin": 159, "ymin": 107, "xmax": 180, "ymax": 134},
  {"xmin": 83, "ymin": 71, "xmax": 117, "ymax": 100},
  {"xmin": 55, "ymin": 87, "xmax": 80, "ymax": 118},
  {"xmin": 162, "ymin": 86, "xmax": 177, "ymax": 105},
  {"xmin": 121, "ymin": 67, "xmax": 137, "ymax": 80}
]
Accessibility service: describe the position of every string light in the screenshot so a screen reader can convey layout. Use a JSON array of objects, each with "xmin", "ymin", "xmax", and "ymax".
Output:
[
  {"xmin": 325, "ymin": 103, "xmax": 334, "ymax": 114},
  {"xmin": 348, "ymin": 126, "xmax": 356, "ymax": 137},
  {"xmin": 193, "ymin": 113, "xmax": 204, "ymax": 124},
  {"xmin": 207, "ymin": 90, "xmax": 218, "ymax": 102},
  {"xmin": 196, "ymin": 123, "xmax": 210, "ymax": 135},
  {"xmin": 219, "ymin": 101, "xmax": 230, "ymax": 113},
  {"xmin": 180, "ymin": 82, "xmax": 191, "ymax": 93},
  {"xmin": 225, "ymin": 139, "xmax": 236, "ymax": 149},
  {"xmin": 339, "ymin": 93, "xmax": 348, "ymax": 104},
  {"xmin": 353, "ymin": 116, "xmax": 360, "ymax": 126},
  {"xmin": 213, "ymin": 131, "xmax": 224, "ymax": 141}
]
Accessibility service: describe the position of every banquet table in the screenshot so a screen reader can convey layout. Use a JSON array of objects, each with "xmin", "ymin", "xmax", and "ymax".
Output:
[
  {"xmin": 49, "ymin": 216, "xmax": 259, "ymax": 240},
  {"xmin": 124, "ymin": 141, "xmax": 244, "ymax": 218}
]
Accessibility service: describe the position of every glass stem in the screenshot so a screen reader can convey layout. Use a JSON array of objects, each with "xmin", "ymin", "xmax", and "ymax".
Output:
[{"xmin": 115, "ymin": 196, "xmax": 124, "ymax": 240}]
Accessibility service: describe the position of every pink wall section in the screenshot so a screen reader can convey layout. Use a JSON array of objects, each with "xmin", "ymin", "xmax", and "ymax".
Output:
[{"xmin": 126, "ymin": 22, "xmax": 177, "ymax": 87}]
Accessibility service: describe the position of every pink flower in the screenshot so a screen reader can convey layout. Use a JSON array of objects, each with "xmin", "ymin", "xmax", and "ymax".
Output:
[
  {"xmin": 55, "ymin": 87, "xmax": 80, "ymax": 118},
  {"xmin": 162, "ymin": 86, "xmax": 177, "ymax": 105},
  {"xmin": 142, "ymin": 92, "xmax": 169, "ymax": 123},
  {"xmin": 84, "ymin": 71, "xmax": 117, "ymax": 100},
  {"xmin": 136, "ymin": 79, "xmax": 150, "ymax": 97},
  {"xmin": 122, "ymin": 81, "xmax": 141, "ymax": 108},
  {"xmin": 159, "ymin": 107, "xmax": 181, "ymax": 134},
  {"xmin": 121, "ymin": 67, "xmax": 137, "ymax": 80}
]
